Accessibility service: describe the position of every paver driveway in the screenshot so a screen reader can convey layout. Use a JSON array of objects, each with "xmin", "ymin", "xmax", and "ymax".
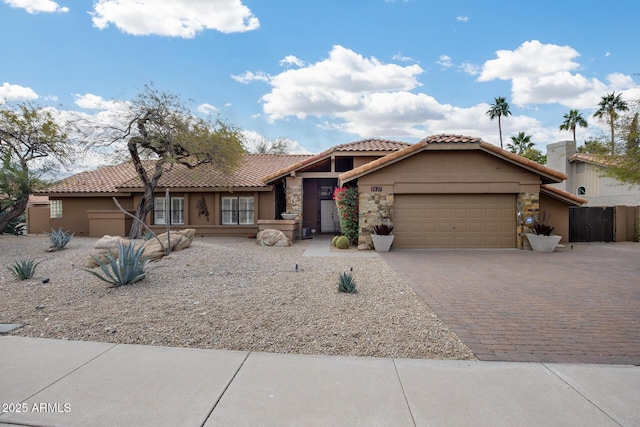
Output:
[{"xmin": 381, "ymin": 243, "xmax": 640, "ymax": 365}]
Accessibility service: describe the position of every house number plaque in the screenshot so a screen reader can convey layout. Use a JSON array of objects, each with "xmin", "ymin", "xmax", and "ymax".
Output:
[{"xmin": 370, "ymin": 186, "xmax": 382, "ymax": 192}]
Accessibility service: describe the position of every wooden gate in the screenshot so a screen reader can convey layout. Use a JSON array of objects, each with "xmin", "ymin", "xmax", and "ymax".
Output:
[{"xmin": 569, "ymin": 207, "xmax": 615, "ymax": 242}]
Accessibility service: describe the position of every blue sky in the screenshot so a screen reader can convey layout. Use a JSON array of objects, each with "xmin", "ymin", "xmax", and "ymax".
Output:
[{"xmin": 1, "ymin": 0, "xmax": 639, "ymax": 171}]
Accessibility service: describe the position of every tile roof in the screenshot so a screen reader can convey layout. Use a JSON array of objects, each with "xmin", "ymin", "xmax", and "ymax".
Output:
[
  {"xmin": 541, "ymin": 184, "xmax": 587, "ymax": 206},
  {"xmin": 339, "ymin": 134, "xmax": 568, "ymax": 184},
  {"xmin": 44, "ymin": 154, "xmax": 313, "ymax": 194},
  {"xmin": 569, "ymin": 153, "xmax": 615, "ymax": 166},
  {"xmin": 261, "ymin": 138, "xmax": 410, "ymax": 183}
]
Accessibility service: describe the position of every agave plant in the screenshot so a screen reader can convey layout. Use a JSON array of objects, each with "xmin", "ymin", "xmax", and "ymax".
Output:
[
  {"xmin": 47, "ymin": 227, "xmax": 74, "ymax": 251},
  {"xmin": 337, "ymin": 271, "xmax": 357, "ymax": 294},
  {"xmin": 8, "ymin": 259, "xmax": 41, "ymax": 280},
  {"xmin": 84, "ymin": 242, "xmax": 150, "ymax": 287}
]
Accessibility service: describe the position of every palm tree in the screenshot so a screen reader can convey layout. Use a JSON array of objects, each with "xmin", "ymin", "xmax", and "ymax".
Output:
[
  {"xmin": 559, "ymin": 109, "xmax": 588, "ymax": 143},
  {"xmin": 593, "ymin": 92, "xmax": 629, "ymax": 154},
  {"xmin": 506, "ymin": 132, "xmax": 534, "ymax": 155},
  {"xmin": 486, "ymin": 97, "xmax": 512, "ymax": 149}
]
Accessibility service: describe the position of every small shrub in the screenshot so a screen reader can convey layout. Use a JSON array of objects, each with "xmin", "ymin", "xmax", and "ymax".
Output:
[
  {"xmin": 142, "ymin": 231, "xmax": 155, "ymax": 241},
  {"xmin": 532, "ymin": 212, "xmax": 555, "ymax": 236},
  {"xmin": 2, "ymin": 214, "xmax": 27, "ymax": 235},
  {"xmin": 372, "ymin": 224, "xmax": 394, "ymax": 235},
  {"xmin": 335, "ymin": 235, "xmax": 349, "ymax": 249},
  {"xmin": 47, "ymin": 227, "xmax": 74, "ymax": 251},
  {"xmin": 84, "ymin": 242, "xmax": 150, "ymax": 287},
  {"xmin": 8, "ymin": 259, "xmax": 41, "ymax": 280},
  {"xmin": 331, "ymin": 235, "xmax": 340, "ymax": 246},
  {"xmin": 337, "ymin": 271, "xmax": 357, "ymax": 293}
]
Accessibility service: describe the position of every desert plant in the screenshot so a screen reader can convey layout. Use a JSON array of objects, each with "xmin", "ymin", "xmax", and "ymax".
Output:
[
  {"xmin": 47, "ymin": 227, "xmax": 74, "ymax": 251},
  {"xmin": 333, "ymin": 186, "xmax": 359, "ymax": 244},
  {"xmin": 372, "ymin": 224, "xmax": 394, "ymax": 235},
  {"xmin": 84, "ymin": 242, "xmax": 150, "ymax": 287},
  {"xmin": 8, "ymin": 259, "xmax": 41, "ymax": 280},
  {"xmin": 2, "ymin": 213, "xmax": 26, "ymax": 235},
  {"xmin": 337, "ymin": 271, "xmax": 357, "ymax": 293},
  {"xmin": 532, "ymin": 212, "xmax": 555, "ymax": 236},
  {"xmin": 331, "ymin": 235, "xmax": 340, "ymax": 246},
  {"xmin": 335, "ymin": 235, "xmax": 350, "ymax": 249},
  {"xmin": 142, "ymin": 231, "xmax": 155, "ymax": 241}
]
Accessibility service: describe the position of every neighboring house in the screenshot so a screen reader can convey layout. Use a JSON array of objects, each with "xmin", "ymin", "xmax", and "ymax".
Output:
[
  {"xmin": 34, "ymin": 135, "xmax": 585, "ymax": 248},
  {"xmin": 547, "ymin": 140, "xmax": 640, "ymax": 207}
]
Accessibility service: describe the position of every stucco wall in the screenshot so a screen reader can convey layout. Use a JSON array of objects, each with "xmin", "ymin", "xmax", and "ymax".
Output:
[{"xmin": 539, "ymin": 193, "xmax": 570, "ymax": 244}]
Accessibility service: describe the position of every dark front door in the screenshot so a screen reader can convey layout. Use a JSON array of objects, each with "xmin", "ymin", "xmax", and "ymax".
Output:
[{"xmin": 569, "ymin": 207, "xmax": 615, "ymax": 242}]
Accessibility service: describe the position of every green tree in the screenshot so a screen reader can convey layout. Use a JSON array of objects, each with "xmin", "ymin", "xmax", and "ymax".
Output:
[
  {"xmin": 559, "ymin": 109, "xmax": 588, "ymax": 143},
  {"xmin": 593, "ymin": 92, "xmax": 629, "ymax": 155},
  {"xmin": 80, "ymin": 84, "xmax": 246, "ymax": 238},
  {"xmin": 486, "ymin": 97, "xmax": 512, "ymax": 149},
  {"xmin": 0, "ymin": 103, "xmax": 72, "ymax": 232},
  {"xmin": 577, "ymin": 138, "xmax": 609, "ymax": 154},
  {"xmin": 506, "ymin": 132, "xmax": 534, "ymax": 155}
]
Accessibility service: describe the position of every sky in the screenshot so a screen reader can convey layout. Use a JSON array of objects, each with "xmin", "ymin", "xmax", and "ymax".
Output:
[{"xmin": 1, "ymin": 0, "xmax": 639, "ymax": 173}]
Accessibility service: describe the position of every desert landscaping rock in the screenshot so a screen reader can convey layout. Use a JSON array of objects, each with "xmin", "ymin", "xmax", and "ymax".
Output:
[
  {"xmin": 256, "ymin": 229, "xmax": 291, "ymax": 247},
  {"xmin": 0, "ymin": 234, "xmax": 474, "ymax": 360}
]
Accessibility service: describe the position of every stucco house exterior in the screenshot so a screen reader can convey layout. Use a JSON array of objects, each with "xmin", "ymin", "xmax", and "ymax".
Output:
[
  {"xmin": 547, "ymin": 140, "xmax": 640, "ymax": 207},
  {"xmin": 32, "ymin": 134, "xmax": 585, "ymax": 248}
]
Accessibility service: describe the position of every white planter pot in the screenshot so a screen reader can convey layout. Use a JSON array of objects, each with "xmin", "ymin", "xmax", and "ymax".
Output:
[
  {"xmin": 281, "ymin": 213, "xmax": 298, "ymax": 220},
  {"xmin": 526, "ymin": 233, "xmax": 561, "ymax": 253},
  {"xmin": 371, "ymin": 234, "xmax": 394, "ymax": 252}
]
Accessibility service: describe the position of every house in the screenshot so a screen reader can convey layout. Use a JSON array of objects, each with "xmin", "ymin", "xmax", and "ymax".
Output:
[
  {"xmin": 34, "ymin": 135, "xmax": 585, "ymax": 248},
  {"xmin": 547, "ymin": 140, "xmax": 640, "ymax": 207}
]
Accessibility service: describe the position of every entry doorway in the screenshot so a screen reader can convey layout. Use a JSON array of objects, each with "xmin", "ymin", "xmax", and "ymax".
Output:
[{"xmin": 320, "ymin": 200, "xmax": 339, "ymax": 233}]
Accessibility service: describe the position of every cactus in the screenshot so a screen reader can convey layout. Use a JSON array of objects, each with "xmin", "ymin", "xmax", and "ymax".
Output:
[
  {"xmin": 8, "ymin": 259, "xmax": 41, "ymax": 280},
  {"xmin": 337, "ymin": 271, "xmax": 357, "ymax": 293}
]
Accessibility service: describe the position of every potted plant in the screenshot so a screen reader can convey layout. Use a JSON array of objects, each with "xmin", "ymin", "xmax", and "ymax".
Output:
[
  {"xmin": 281, "ymin": 212, "xmax": 298, "ymax": 220},
  {"xmin": 371, "ymin": 224, "xmax": 394, "ymax": 252},
  {"xmin": 526, "ymin": 212, "xmax": 562, "ymax": 253}
]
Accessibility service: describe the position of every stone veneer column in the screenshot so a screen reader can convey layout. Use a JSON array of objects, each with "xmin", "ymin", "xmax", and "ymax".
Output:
[
  {"xmin": 357, "ymin": 189, "xmax": 394, "ymax": 247},
  {"xmin": 517, "ymin": 192, "xmax": 539, "ymax": 249},
  {"xmin": 285, "ymin": 177, "xmax": 303, "ymax": 238}
]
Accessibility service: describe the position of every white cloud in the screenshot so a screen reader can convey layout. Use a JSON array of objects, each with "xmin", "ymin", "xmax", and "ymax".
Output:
[
  {"xmin": 90, "ymin": 0, "xmax": 259, "ymax": 38},
  {"xmin": 231, "ymin": 71, "xmax": 270, "ymax": 84},
  {"xmin": 392, "ymin": 52, "xmax": 416, "ymax": 62},
  {"xmin": 456, "ymin": 16, "xmax": 468, "ymax": 22},
  {"xmin": 437, "ymin": 55, "xmax": 454, "ymax": 68},
  {"xmin": 0, "ymin": 82, "xmax": 38, "ymax": 102},
  {"xmin": 260, "ymin": 45, "xmax": 423, "ymax": 121},
  {"xmin": 478, "ymin": 40, "xmax": 639, "ymax": 109},
  {"xmin": 279, "ymin": 55, "xmax": 305, "ymax": 68},
  {"xmin": 2, "ymin": 0, "xmax": 68, "ymax": 13},
  {"xmin": 197, "ymin": 103, "xmax": 218, "ymax": 115},
  {"xmin": 460, "ymin": 62, "xmax": 480, "ymax": 76},
  {"xmin": 242, "ymin": 130, "xmax": 310, "ymax": 154},
  {"xmin": 73, "ymin": 93, "xmax": 125, "ymax": 111}
]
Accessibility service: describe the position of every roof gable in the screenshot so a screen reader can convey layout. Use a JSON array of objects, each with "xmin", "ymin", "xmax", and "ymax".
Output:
[
  {"xmin": 339, "ymin": 134, "xmax": 567, "ymax": 184},
  {"xmin": 262, "ymin": 139, "xmax": 410, "ymax": 183}
]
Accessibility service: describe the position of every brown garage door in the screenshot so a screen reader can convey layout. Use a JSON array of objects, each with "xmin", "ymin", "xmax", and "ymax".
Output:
[{"xmin": 393, "ymin": 194, "xmax": 516, "ymax": 248}]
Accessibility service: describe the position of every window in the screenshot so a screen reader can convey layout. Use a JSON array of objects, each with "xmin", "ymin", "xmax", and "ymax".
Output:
[
  {"xmin": 222, "ymin": 196, "xmax": 254, "ymax": 225},
  {"xmin": 154, "ymin": 197, "xmax": 184, "ymax": 225},
  {"xmin": 577, "ymin": 186, "xmax": 586, "ymax": 196},
  {"xmin": 50, "ymin": 200, "xmax": 62, "ymax": 218}
]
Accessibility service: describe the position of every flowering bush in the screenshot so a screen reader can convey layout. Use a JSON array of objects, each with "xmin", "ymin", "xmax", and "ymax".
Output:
[{"xmin": 333, "ymin": 186, "xmax": 359, "ymax": 244}]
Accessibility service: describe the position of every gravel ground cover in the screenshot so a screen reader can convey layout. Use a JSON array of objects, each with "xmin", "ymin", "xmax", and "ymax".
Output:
[{"xmin": 0, "ymin": 234, "xmax": 474, "ymax": 360}]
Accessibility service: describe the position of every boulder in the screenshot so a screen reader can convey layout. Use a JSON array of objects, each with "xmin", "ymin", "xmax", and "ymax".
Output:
[
  {"xmin": 256, "ymin": 229, "xmax": 291, "ymax": 247},
  {"xmin": 85, "ymin": 229, "xmax": 196, "ymax": 267},
  {"xmin": 85, "ymin": 235, "xmax": 130, "ymax": 268},
  {"xmin": 357, "ymin": 243, "xmax": 371, "ymax": 251},
  {"xmin": 143, "ymin": 229, "xmax": 196, "ymax": 261}
]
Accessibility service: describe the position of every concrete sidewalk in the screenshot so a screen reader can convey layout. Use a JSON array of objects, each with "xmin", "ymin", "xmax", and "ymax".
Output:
[{"xmin": 1, "ymin": 337, "xmax": 638, "ymax": 426}]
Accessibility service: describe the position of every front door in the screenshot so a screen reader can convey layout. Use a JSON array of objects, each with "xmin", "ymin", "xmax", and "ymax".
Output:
[{"xmin": 320, "ymin": 200, "xmax": 339, "ymax": 233}]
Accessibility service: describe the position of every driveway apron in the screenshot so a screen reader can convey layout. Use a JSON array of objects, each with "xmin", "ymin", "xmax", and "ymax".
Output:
[{"xmin": 381, "ymin": 243, "xmax": 640, "ymax": 365}]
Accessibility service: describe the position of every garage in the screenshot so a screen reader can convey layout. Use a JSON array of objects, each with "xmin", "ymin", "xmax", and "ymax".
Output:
[{"xmin": 393, "ymin": 194, "xmax": 516, "ymax": 248}]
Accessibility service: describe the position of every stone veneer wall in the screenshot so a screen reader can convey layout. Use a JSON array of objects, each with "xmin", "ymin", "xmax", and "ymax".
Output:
[
  {"xmin": 285, "ymin": 177, "xmax": 303, "ymax": 238},
  {"xmin": 358, "ymin": 190, "xmax": 394, "ymax": 246},
  {"xmin": 517, "ymin": 192, "xmax": 539, "ymax": 249}
]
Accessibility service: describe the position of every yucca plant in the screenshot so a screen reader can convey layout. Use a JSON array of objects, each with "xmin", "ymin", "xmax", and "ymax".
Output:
[
  {"xmin": 47, "ymin": 227, "xmax": 74, "ymax": 251},
  {"xmin": 84, "ymin": 242, "xmax": 150, "ymax": 287},
  {"xmin": 337, "ymin": 271, "xmax": 357, "ymax": 294},
  {"xmin": 8, "ymin": 259, "xmax": 41, "ymax": 280}
]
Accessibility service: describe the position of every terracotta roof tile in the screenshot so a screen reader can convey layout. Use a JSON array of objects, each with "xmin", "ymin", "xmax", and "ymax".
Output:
[
  {"xmin": 44, "ymin": 154, "xmax": 313, "ymax": 194},
  {"xmin": 262, "ymin": 138, "xmax": 409, "ymax": 182},
  {"xmin": 541, "ymin": 184, "xmax": 587, "ymax": 206},
  {"xmin": 340, "ymin": 134, "xmax": 568, "ymax": 183},
  {"xmin": 569, "ymin": 153, "xmax": 615, "ymax": 166}
]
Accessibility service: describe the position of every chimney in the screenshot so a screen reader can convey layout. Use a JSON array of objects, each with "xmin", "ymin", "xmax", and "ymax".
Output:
[{"xmin": 545, "ymin": 141, "xmax": 576, "ymax": 192}]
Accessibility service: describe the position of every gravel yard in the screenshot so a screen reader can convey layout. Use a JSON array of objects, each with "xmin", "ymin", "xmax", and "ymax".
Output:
[{"xmin": 0, "ymin": 234, "xmax": 474, "ymax": 360}]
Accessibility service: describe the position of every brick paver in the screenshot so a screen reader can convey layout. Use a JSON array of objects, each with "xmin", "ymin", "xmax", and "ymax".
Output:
[{"xmin": 381, "ymin": 243, "xmax": 640, "ymax": 365}]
